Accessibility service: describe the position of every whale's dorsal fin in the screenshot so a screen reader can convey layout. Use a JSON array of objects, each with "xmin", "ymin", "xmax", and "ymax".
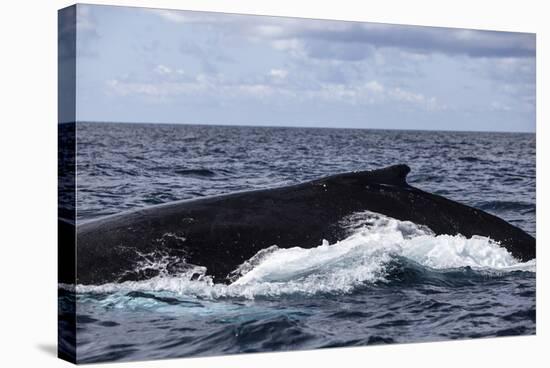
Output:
[
  {"xmin": 364, "ymin": 164, "xmax": 411, "ymax": 187},
  {"xmin": 318, "ymin": 164, "xmax": 411, "ymax": 188}
]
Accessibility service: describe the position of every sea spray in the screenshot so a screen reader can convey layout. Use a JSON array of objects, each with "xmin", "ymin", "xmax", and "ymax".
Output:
[{"xmin": 74, "ymin": 211, "xmax": 534, "ymax": 299}]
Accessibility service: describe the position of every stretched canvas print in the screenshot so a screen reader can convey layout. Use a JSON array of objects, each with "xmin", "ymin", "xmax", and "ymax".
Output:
[{"xmin": 58, "ymin": 4, "xmax": 536, "ymax": 364}]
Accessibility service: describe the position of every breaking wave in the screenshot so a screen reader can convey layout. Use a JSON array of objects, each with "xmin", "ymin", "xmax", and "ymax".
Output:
[{"xmin": 73, "ymin": 211, "xmax": 535, "ymax": 300}]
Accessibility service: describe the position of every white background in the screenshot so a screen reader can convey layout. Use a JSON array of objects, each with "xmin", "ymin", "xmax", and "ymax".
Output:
[{"xmin": 0, "ymin": 0, "xmax": 547, "ymax": 367}]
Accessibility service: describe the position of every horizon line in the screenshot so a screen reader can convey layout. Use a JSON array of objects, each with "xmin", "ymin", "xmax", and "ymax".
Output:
[{"xmin": 60, "ymin": 120, "xmax": 536, "ymax": 134}]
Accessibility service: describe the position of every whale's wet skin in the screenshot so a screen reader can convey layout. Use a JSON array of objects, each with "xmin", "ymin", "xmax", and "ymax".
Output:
[{"xmin": 63, "ymin": 123, "xmax": 535, "ymax": 363}]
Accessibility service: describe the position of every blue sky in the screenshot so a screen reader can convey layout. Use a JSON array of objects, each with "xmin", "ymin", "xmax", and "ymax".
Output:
[{"xmin": 73, "ymin": 4, "xmax": 535, "ymax": 132}]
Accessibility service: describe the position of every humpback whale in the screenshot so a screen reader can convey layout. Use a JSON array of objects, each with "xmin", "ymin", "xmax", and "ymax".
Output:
[{"xmin": 62, "ymin": 164, "xmax": 535, "ymax": 285}]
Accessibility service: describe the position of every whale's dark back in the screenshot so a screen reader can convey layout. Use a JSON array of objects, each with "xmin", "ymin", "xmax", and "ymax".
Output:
[{"xmin": 71, "ymin": 165, "xmax": 535, "ymax": 285}]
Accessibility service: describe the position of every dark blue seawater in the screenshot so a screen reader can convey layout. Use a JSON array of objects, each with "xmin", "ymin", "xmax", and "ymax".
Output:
[{"xmin": 65, "ymin": 122, "xmax": 535, "ymax": 363}]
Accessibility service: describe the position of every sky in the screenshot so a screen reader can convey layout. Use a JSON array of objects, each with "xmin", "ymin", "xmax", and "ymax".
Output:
[{"xmin": 71, "ymin": 4, "xmax": 535, "ymax": 132}]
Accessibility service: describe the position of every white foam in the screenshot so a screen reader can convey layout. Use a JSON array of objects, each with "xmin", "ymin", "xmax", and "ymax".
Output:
[{"xmin": 75, "ymin": 211, "xmax": 535, "ymax": 299}]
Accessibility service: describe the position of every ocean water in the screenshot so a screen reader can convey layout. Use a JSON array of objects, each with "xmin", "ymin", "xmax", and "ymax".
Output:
[{"xmin": 62, "ymin": 122, "xmax": 536, "ymax": 363}]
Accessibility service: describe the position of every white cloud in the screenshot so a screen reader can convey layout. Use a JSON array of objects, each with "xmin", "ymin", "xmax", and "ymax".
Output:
[
  {"xmin": 147, "ymin": 9, "xmax": 193, "ymax": 23},
  {"xmin": 388, "ymin": 88, "xmax": 442, "ymax": 111},
  {"xmin": 269, "ymin": 69, "xmax": 288, "ymax": 79},
  {"xmin": 147, "ymin": 8, "xmax": 249, "ymax": 25},
  {"xmin": 365, "ymin": 80, "xmax": 384, "ymax": 93},
  {"xmin": 76, "ymin": 4, "xmax": 100, "ymax": 58},
  {"xmin": 106, "ymin": 66, "xmax": 444, "ymax": 112},
  {"xmin": 321, "ymin": 81, "xmax": 444, "ymax": 110},
  {"xmin": 270, "ymin": 39, "xmax": 304, "ymax": 58},
  {"xmin": 255, "ymin": 25, "xmax": 286, "ymax": 38},
  {"xmin": 236, "ymin": 84, "xmax": 276, "ymax": 98},
  {"xmin": 490, "ymin": 101, "xmax": 512, "ymax": 112},
  {"xmin": 76, "ymin": 5, "xmax": 96, "ymax": 31},
  {"xmin": 154, "ymin": 64, "xmax": 172, "ymax": 75},
  {"xmin": 157, "ymin": 9, "xmax": 186, "ymax": 22}
]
